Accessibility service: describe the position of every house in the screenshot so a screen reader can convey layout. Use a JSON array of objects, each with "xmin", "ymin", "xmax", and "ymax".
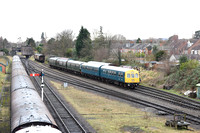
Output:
[
  {"xmin": 169, "ymin": 54, "xmax": 181, "ymax": 62},
  {"xmin": 164, "ymin": 35, "xmax": 188, "ymax": 55},
  {"xmin": 0, "ymin": 63, "xmax": 6, "ymax": 74},
  {"xmin": 187, "ymin": 39, "xmax": 200, "ymax": 55}
]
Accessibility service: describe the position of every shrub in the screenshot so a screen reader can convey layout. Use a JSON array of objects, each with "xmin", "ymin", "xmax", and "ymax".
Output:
[{"xmin": 180, "ymin": 60, "xmax": 199, "ymax": 70}]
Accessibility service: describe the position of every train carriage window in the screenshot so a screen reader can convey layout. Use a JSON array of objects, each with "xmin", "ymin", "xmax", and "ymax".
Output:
[
  {"xmin": 120, "ymin": 72, "xmax": 123, "ymax": 77},
  {"xmin": 127, "ymin": 74, "xmax": 130, "ymax": 78}
]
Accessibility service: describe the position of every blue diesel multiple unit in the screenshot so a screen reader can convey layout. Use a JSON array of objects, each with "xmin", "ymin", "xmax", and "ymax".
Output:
[{"xmin": 48, "ymin": 57, "xmax": 140, "ymax": 88}]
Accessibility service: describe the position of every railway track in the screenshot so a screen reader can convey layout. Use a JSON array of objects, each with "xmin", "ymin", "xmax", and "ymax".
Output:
[
  {"xmin": 22, "ymin": 59, "xmax": 87, "ymax": 133},
  {"xmin": 29, "ymin": 60, "xmax": 200, "ymax": 109},
  {"xmin": 28, "ymin": 60, "xmax": 200, "ymax": 125},
  {"xmin": 134, "ymin": 86, "xmax": 200, "ymax": 110}
]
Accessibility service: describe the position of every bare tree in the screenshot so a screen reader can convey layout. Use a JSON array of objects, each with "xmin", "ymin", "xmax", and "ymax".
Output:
[
  {"xmin": 44, "ymin": 30, "xmax": 74, "ymax": 57},
  {"xmin": 93, "ymin": 47, "xmax": 109, "ymax": 61}
]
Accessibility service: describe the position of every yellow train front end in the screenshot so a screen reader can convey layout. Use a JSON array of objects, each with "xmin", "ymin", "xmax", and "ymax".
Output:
[{"xmin": 125, "ymin": 69, "xmax": 140, "ymax": 88}]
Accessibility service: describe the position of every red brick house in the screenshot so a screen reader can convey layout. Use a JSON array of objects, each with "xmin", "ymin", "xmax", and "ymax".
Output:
[{"xmin": 188, "ymin": 39, "xmax": 200, "ymax": 55}]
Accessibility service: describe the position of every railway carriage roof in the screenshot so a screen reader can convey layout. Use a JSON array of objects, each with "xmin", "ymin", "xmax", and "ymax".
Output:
[
  {"xmin": 57, "ymin": 58, "xmax": 70, "ymax": 62},
  {"xmin": 35, "ymin": 53, "xmax": 44, "ymax": 56},
  {"xmin": 101, "ymin": 65, "xmax": 137, "ymax": 72},
  {"xmin": 88, "ymin": 61, "xmax": 111, "ymax": 66},
  {"xmin": 13, "ymin": 56, "xmax": 20, "ymax": 61},
  {"xmin": 68, "ymin": 60, "xmax": 85, "ymax": 64},
  {"xmin": 82, "ymin": 63, "xmax": 103, "ymax": 68},
  {"xmin": 49, "ymin": 57, "xmax": 60, "ymax": 60}
]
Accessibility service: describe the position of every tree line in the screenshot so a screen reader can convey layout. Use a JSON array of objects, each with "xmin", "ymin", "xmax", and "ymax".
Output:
[
  {"xmin": 34, "ymin": 26, "xmax": 126, "ymax": 64},
  {"xmin": 0, "ymin": 37, "xmax": 10, "ymax": 55}
]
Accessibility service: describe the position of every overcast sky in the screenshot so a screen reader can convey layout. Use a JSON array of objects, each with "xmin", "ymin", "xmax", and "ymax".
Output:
[{"xmin": 0, "ymin": 0, "xmax": 200, "ymax": 42}]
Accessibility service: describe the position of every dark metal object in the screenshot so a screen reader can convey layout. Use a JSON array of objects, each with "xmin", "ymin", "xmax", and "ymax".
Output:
[
  {"xmin": 165, "ymin": 114, "xmax": 190, "ymax": 129},
  {"xmin": 34, "ymin": 54, "xmax": 45, "ymax": 63}
]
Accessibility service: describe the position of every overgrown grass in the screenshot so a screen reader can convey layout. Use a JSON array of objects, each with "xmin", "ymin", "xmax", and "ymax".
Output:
[
  {"xmin": 0, "ymin": 56, "xmax": 11, "ymax": 132},
  {"xmin": 0, "ymin": 57, "xmax": 7, "ymax": 65},
  {"xmin": 140, "ymin": 68, "xmax": 165, "ymax": 89},
  {"xmin": 51, "ymin": 81, "xmax": 199, "ymax": 133}
]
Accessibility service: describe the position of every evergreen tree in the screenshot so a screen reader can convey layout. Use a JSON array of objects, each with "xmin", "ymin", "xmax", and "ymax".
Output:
[
  {"xmin": 136, "ymin": 38, "xmax": 142, "ymax": 43},
  {"xmin": 3, "ymin": 38, "xmax": 8, "ymax": 49},
  {"xmin": 155, "ymin": 50, "xmax": 166, "ymax": 61},
  {"xmin": 76, "ymin": 26, "xmax": 92, "ymax": 57},
  {"xmin": 41, "ymin": 32, "xmax": 45, "ymax": 40},
  {"xmin": 152, "ymin": 45, "xmax": 158, "ymax": 55},
  {"xmin": 179, "ymin": 55, "xmax": 188, "ymax": 64},
  {"xmin": 26, "ymin": 38, "xmax": 36, "ymax": 47}
]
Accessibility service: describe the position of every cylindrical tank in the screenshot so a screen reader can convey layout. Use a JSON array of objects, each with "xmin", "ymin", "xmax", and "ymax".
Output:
[{"xmin": 196, "ymin": 83, "xmax": 200, "ymax": 99}]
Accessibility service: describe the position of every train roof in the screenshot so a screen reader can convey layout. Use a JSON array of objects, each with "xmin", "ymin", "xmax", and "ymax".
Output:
[
  {"xmin": 16, "ymin": 125, "xmax": 61, "ymax": 133},
  {"xmin": 35, "ymin": 53, "xmax": 44, "ymax": 56},
  {"xmin": 68, "ymin": 60, "xmax": 85, "ymax": 64},
  {"xmin": 101, "ymin": 65, "xmax": 137, "ymax": 72},
  {"xmin": 13, "ymin": 55, "xmax": 20, "ymax": 61},
  {"xmin": 12, "ymin": 55, "xmax": 59, "ymax": 132},
  {"xmin": 57, "ymin": 57, "xmax": 70, "ymax": 62},
  {"xmin": 49, "ymin": 57, "xmax": 60, "ymax": 60},
  {"xmin": 82, "ymin": 62, "xmax": 103, "ymax": 68},
  {"xmin": 88, "ymin": 61, "xmax": 111, "ymax": 66}
]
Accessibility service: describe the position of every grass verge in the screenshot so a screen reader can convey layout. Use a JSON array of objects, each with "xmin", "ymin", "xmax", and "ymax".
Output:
[
  {"xmin": 0, "ymin": 56, "xmax": 11, "ymax": 132},
  {"xmin": 50, "ymin": 81, "xmax": 199, "ymax": 133}
]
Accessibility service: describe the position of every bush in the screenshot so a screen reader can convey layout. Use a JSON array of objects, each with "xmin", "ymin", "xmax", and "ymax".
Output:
[
  {"xmin": 135, "ymin": 52, "xmax": 145, "ymax": 58},
  {"xmin": 155, "ymin": 50, "xmax": 166, "ymax": 61},
  {"xmin": 0, "ymin": 49, "xmax": 9, "ymax": 55},
  {"xmin": 180, "ymin": 60, "xmax": 199, "ymax": 70},
  {"xmin": 166, "ymin": 61, "xmax": 200, "ymax": 90},
  {"xmin": 65, "ymin": 48, "xmax": 73, "ymax": 57},
  {"xmin": 36, "ymin": 46, "xmax": 43, "ymax": 53},
  {"xmin": 179, "ymin": 55, "xmax": 188, "ymax": 64}
]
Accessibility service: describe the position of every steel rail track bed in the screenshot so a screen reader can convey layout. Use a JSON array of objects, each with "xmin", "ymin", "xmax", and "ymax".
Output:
[
  {"xmin": 28, "ymin": 60, "xmax": 200, "ymax": 125},
  {"xmin": 22, "ymin": 59, "xmax": 87, "ymax": 133}
]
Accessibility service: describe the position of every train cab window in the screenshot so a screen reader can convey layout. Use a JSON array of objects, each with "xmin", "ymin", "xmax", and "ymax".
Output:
[
  {"xmin": 127, "ymin": 74, "xmax": 130, "ymax": 78},
  {"xmin": 131, "ymin": 74, "xmax": 134, "ymax": 78},
  {"xmin": 135, "ymin": 73, "xmax": 138, "ymax": 78}
]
